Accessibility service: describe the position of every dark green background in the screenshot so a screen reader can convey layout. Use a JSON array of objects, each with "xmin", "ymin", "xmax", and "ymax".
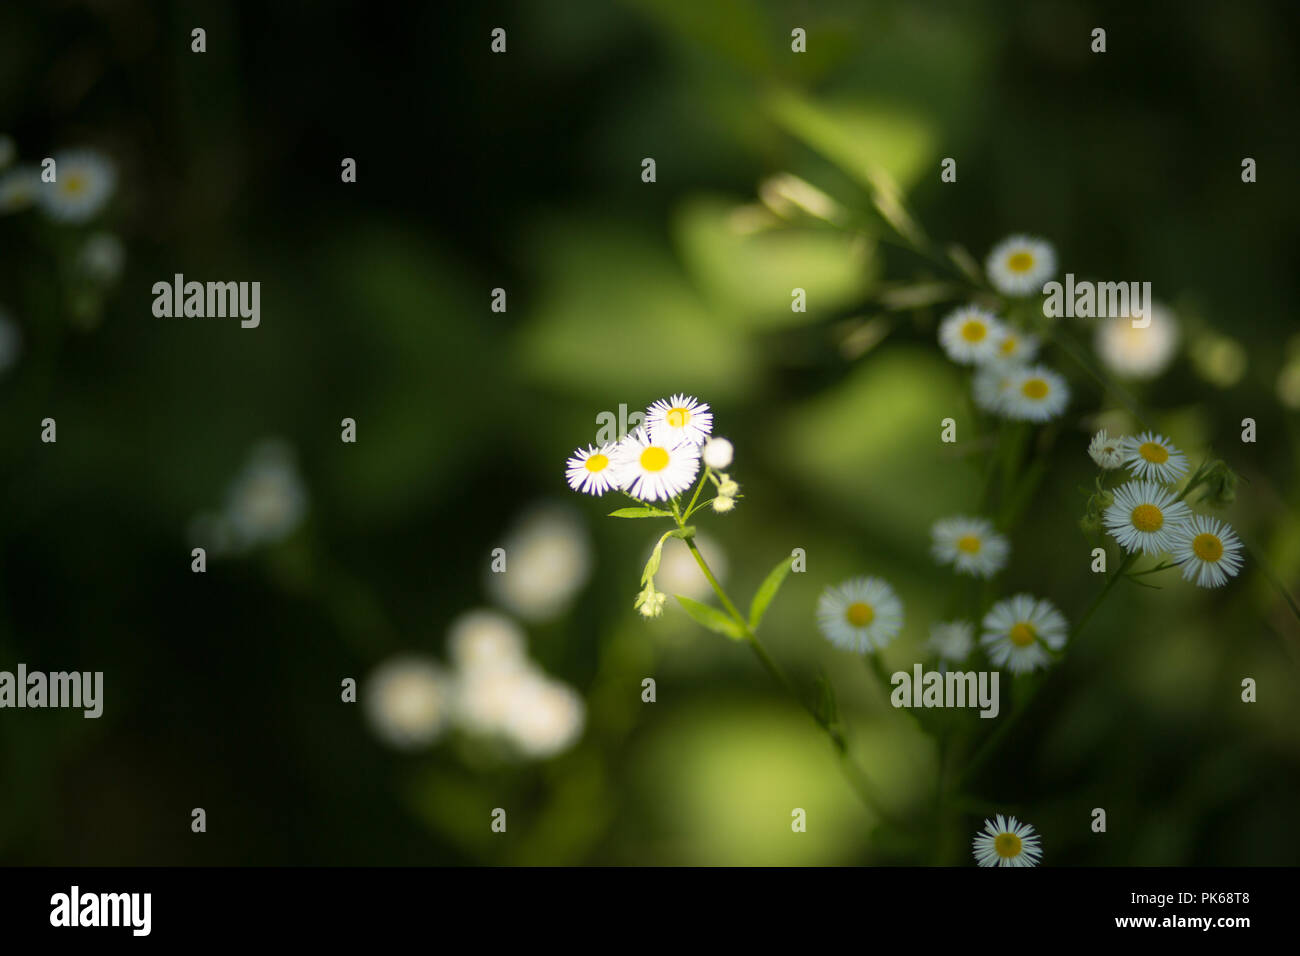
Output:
[{"xmin": 1, "ymin": 0, "xmax": 1298, "ymax": 864}]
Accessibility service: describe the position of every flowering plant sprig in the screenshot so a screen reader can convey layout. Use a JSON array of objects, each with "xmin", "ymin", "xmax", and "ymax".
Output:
[{"xmin": 565, "ymin": 394, "xmax": 900, "ymax": 823}]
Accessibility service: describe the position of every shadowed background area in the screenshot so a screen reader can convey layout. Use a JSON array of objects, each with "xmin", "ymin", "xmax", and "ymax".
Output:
[{"xmin": 1, "ymin": 0, "xmax": 1298, "ymax": 865}]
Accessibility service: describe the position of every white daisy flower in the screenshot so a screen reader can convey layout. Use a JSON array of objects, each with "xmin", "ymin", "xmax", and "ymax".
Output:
[
  {"xmin": 991, "ymin": 327, "xmax": 1040, "ymax": 364},
  {"xmin": 646, "ymin": 394, "xmax": 713, "ymax": 445},
  {"xmin": 612, "ymin": 427, "xmax": 700, "ymax": 501},
  {"xmin": 1170, "ymin": 515, "xmax": 1244, "ymax": 589},
  {"xmin": 1121, "ymin": 431, "xmax": 1190, "ymax": 483},
  {"xmin": 41, "ymin": 148, "xmax": 117, "ymax": 222},
  {"xmin": 938, "ymin": 306, "xmax": 1005, "ymax": 365},
  {"xmin": 931, "ymin": 516, "xmax": 1010, "ymax": 578},
  {"xmin": 985, "ymin": 235, "xmax": 1056, "ymax": 296},
  {"xmin": 1002, "ymin": 364, "xmax": 1069, "ymax": 422},
  {"xmin": 928, "ymin": 621, "xmax": 974, "ymax": 662},
  {"xmin": 973, "ymin": 815, "xmax": 1043, "ymax": 868},
  {"xmin": 1087, "ymin": 429, "xmax": 1125, "ymax": 469},
  {"xmin": 816, "ymin": 577, "xmax": 904, "ymax": 654},
  {"xmin": 1095, "ymin": 303, "xmax": 1179, "ymax": 380},
  {"xmin": 1102, "ymin": 480, "xmax": 1192, "ymax": 555},
  {"xmin": 566, "ymin": 442, "xmax": 620, "ymax": 496},
  {"xmin": 980, "ymin": 594, "xmax": 1068, "ymax": 674},
  {"xmin": 447, "ymin": 609, "xmax": 528, "ymax": 675},
  {"xmin": 363, "ymin": 655, "xmax": 452, "ymax": 750},
  {"xmin": 972, "ymin": 363, "xmax": 1018, "ymax": 415},
  {"xmin": 702, "ymin": 436, "xmax": 733, "ymax": 470},
  {"xmin": 0, "ymin": 165, "xmax": 41, "ymax": 214}
]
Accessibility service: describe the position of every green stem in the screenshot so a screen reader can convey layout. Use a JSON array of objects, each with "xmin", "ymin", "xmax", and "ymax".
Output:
[
  {"xmin": 683, "ymin": 468, "xmax": 711, "ymax": 524},
  {"xmin": 669, "ymin": 504, "xmax": 904, "ymax": 827},
  {"xmin": 956, "ymin": 550, "xmax": 1136, "ymax": 789}
]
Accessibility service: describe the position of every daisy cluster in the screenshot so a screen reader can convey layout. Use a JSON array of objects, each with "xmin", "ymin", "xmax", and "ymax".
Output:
[
  {"xmin": 566, "ymin": 394, "xmax": 742, "ymax": 620},
  {"xmin": 937, "ymin": 236, "xmax": 1070, "ymax": 422},
  {"xmin": 565, "ymin": 393, "xmax": 739, "ymax": 511},
  {"xmin": 1090, "ymin": 429, "xmax": 1244, "ymax": 588}
]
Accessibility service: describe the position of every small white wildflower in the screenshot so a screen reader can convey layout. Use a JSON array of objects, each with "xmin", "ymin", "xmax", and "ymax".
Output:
[
  {"xmin": 985, "ymin": 235, "xmax": 1056, "ymax": 297},
  {"xmin": 1087, "ymin": 429, "xmax": 1125, "ymax": 469}
]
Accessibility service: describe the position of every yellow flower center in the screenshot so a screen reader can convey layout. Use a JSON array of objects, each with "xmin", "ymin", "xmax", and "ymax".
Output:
[
  {"xmin": 584, "ymin": 453, "xmax": 609, "ymax": 473},
  {"xmin": 1192, "ymin": 533, "xmax": 1223, "ymax": 562},
  {"xmin": 1021, "ymin": 378, "xmax": 1049, "ymax": 399},
  {"xmin": 1130, "ymin": 503, "xmax": 1163, "ymax": 533},
  {"xmin": 63, "ymin": 174, "xmax": 87, "ymax": 195},
  {"xmin": 994, "ymin": 832, "xmax": 1023, "ymax": 858},
  {"xmin": 640, "ymin": 447, "xmax": 670, "ymax": 472},
  {"xmin": 999, "ymin": 337, "xmax": 1018, "ymax": 355},
  {"xmin": 957, "ymin": 535, "xmax": 982, "ymax": 554},
  {"xmin": 1008, "ymin": 622, "xmax": 1036, "ymax": 647},
  {"xmin": 960, "ymin": 320, "xmax": 987, "ymax": 343},
  {"xmin": 1006, "ymin": 252, "xmax": 1034, "ymax": 273},
  {"xmin": 666, "ymin": 407, "xmax": 691, "ymax": 428},
  {"xmin": 845, "ymin": 602, "xmax": 874, "ymax": 627},
  {"xmin": 1138, "ymin": 441, "xmax": 1169, "ymax": 464}
]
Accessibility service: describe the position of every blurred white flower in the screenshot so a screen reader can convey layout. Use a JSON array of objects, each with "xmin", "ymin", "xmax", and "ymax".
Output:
[
  {"xmin": 79, "ymin": 232, "xmax": 126, "ymax": 283},
  {"xmin": 41, "ymin": 148, "xmax": 116, "ymax": 222},
  {"xmin": 503, "ymin": 672, "xmax": 586, "ymax": 758},
  {"xmin": 928, "ymin": 621, "xmax": 974, "ymax": 662},
  {"xmin": 1095, "ymin": 303, "xmax": 1179, "ymax": 380},
  {"xmin": 0, "ymin": 309, "xmax": 21, "ymax": 376},
  {"xmin": 486, "ymin": 504, "xmax": 591, "ymax": 621},
  {"xmin": 447, "ymin": 609, "xmax": 528, "ymax": 675},
  {"xmin": 0, "ymin": 166, "xmax": 40, "ymax": 214},
  {"xmin": 985, "ymin": 235, "xmax": 1056, "ymax": 297},
  {"xmin": 654, "ymin": 531, "xmax": 727, "ymax": 601},
  {"xmin": 364, "ymin": 655, "xmax": 452, "ymax": 750},
  {"xmin": 1001, "ymin": 365, "xmax": 1070, "ymax": 422},
  {"xmin": 453, "ymin": 666, "xmax": 535, "ymax": 736},
  {"xmin": 223, "ymin": 440, "xmax": 308, "ymax": 550}
]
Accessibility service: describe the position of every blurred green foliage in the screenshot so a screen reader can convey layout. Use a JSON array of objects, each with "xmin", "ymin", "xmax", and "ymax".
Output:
[{"xmin": 1, "ymin": 0, "xmax": 1298, "ymax": 865}]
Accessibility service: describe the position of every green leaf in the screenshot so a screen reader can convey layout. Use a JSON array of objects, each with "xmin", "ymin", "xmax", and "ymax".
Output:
[
  {"xmin": 675, "ymin": 596, "xmax": 745, "ymax": 641},
  {"xmin": 642, "ymin": 530, "xmax": 677, "ymax": 585},
  {"xmin": 608, "ymin": 507, "xmax": 672, "ymax": 518},
  {"xmin": 767, "ymin": 90, "xmax": 935, "ymax": 193},
  {"xmin": 748, "ymin": 555, "xmax": 792, "ymax": 631},
  {"xmin": 673, "ymin": 195, "xmax": 876, "ymax": 330}
]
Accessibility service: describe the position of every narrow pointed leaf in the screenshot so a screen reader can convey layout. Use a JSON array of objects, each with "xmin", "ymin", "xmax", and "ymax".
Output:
[
  {"xmin": 748, "ymin": 555, "xmax": 792, "ymax": 631},
  {"xmin": 675, "ymin": 596, "xmax": 745, "ymax": 640}
]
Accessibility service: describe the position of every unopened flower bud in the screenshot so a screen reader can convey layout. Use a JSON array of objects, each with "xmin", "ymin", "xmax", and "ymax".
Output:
[{"xmin": 703, "ymin": 437, "xmax": 734, "ymax": 470}]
